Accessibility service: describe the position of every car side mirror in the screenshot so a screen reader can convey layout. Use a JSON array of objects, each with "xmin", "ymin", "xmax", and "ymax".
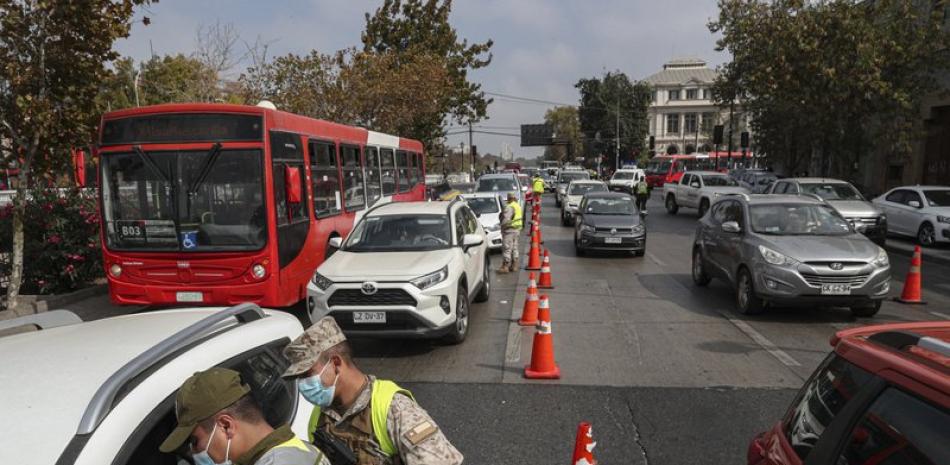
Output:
[
  {"xmin": 328, "ymin": 237, "xmax": 343, "ymax": 249},
  {"xmin": 908, "ymin": 200, "xmax": 921, "ymax": 208},
  {"xmin": 462, "ymin": 233, "xmax": 484, "ymax": 250},
  {"xmin": 690, "ymin": 182, "xmax": 700, "ymax": 188},
  {"xmin": 722, "ymin": 221, "xmax": 742, "ymax": 233}
]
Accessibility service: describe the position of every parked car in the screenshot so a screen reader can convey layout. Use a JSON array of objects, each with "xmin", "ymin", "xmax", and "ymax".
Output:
[
  {"xmin": 735, "ymin": 169, "xmax": 781, "ymax": 194},
  {"xmin": 0, "ymin": 304, "xmax": 314, "ymax": 465},
  {"xmin": 308, "ymin": 200, "xmax": 490, "ymax": 343},
  {"xmin": 476, "ymin": 172, "xmax": 524, "ymax": 210},
  {"xmin": 747, "ymin": 321, "xmax": 949, "ymax": 465},
  {"xmin": 872, "ymin": 185, "xmax": 950, "ymax": 246},
  {"xmin": 608, "ymin": 168, "xmax": 646, "ymax": 194},
  {"xmin": 561, "ymin": 180, "xmax": 609, "ymax": 225},
  {"xmin": 664, "ymin": 171, "xmax": 750, "ymax": 217},
  {"xmin": 768, "ymin": 178, "xmax": 887, "ymax": 246},
  {"xmin": 692, "ymin": 194, "xmax": 890, "ymax": 316},
  {"xmin": 461, "ymin": 193, "xmax": 504, "ymax": 251},
  {"xmin": 574, "ymin": 192, "xmax": 646, "ymax": 256},
  {"xmin": 555, "ymin": 170, "xmax": 591, "ymax": 207}
]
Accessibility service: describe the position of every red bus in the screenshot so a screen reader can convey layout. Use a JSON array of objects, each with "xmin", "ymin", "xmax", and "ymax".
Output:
[
  {"xmin": 644, "ymin": 154, "xmax": 704, "ymax": 188},
  {"xmin": 96, "ymin": 103, "xmax": 426, "ymax": 307}
]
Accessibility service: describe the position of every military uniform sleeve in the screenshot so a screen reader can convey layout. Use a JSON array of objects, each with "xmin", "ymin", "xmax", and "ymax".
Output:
[{"xmin": 386, "ymin": 393, "xmax": 463, "ymax": 465}]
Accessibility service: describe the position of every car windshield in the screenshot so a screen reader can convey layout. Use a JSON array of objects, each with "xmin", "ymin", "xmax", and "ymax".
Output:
[
  {"xmin": 585, "ymin": 197, "xmax": 636, "ymax": 215},
  {"xmin": 465, "ymin": 197, "xmax": 500, "ymax": 215},
  {"xmin": 477, "ymin": 178, "xmax": 518, "ymax": 192},
  {"xmin": 750, "ymin": 204, "xmax": 852, "ymax": 236},
  {"xmin": 923, "ymin": 189, "xmax": 950, "ymax": 206},
  {"xmin": 100, "ymin": 149, "xmax": 266, "ymax": 251},
  {"xmin": 613, "ymin": 172, "xmax": 636, "ymax": 180},
  {"xmin": 559, "ymin": 172, "xmax": 589, "ymax": 183},
  {"xmin": 569, "ymin": 183, "xmax": 607, "ymax": 195},
  {"xmin": 800, "ymin": 183, "xmax": 863, "ymax": 201},
  {"xmin": 344, "ymin": 214, "xmax": 451, "ymax": 252},
  {"xmin": 702, "ymin": 175, "xmax": 739, "ymax": 187}
]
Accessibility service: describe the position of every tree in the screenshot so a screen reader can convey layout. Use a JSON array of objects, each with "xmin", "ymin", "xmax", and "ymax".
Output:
[
  {"xmin": 575, "ymin": 71, "xmax": 652, "ymax": 168},
  {"xmin": 0, "ymin": 0, "xmax": 151, "ymax": 312},
  {"xmin": 709, "ymin": 0, "xmax": 950, "ymax": 176},
  {"xmin": 542, "ymin": 106, "xmax": 582, "ymax": 162}
]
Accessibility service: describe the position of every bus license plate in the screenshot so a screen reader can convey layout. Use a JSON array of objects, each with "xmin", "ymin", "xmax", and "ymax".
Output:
[
  {"xmin": 820, "ymin": 284, "xmax": 851, "ymax": 295},
  {"xmin": 176, "ymin": 291, "xmax": 204, "ymax": 302},
  {"xmin": 353, "ymin": 312, "xmax": 386, "ymax": 324},
  {"xmin": 604, "ymin": 237, "xmax": 622, "ymax": 244}
]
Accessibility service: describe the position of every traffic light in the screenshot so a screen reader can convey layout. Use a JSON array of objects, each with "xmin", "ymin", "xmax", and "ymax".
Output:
[
  {"xmin": 740, "ymin": 132, "xmax": 749, "ymax": 148},
  {"xmin": 713, "ymin": 125, "xmax": 724, "ymax": 145}
]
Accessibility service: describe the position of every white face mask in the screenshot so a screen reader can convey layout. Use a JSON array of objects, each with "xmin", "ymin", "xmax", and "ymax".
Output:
[{"xmin": 193, "ymin": 423, "xmax": 232, "ymax": 465}]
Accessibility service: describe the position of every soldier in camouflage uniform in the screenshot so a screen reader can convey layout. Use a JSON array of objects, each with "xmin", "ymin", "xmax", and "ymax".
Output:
[{"xmin": 283, "ymin": 317, "xmax": 463, "ymax": 465}]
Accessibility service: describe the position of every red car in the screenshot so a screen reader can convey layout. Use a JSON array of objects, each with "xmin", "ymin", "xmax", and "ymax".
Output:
[{"xmin": 748, "ymin": 321, "xmax": 949, "ymax": 465}]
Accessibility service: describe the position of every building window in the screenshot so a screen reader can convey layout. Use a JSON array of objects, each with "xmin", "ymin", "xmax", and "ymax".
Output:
[
  {"xmin": 686, "ymin": 89, "xmax": 698, "ymax": 100},
  {"xmin": 684, "ymin": 113, "xmax": 698, "ymax": 134},
  {"xmin": 668, "ymin": 90, "xmax": 680, "ymax": 101},
  {"xmin": 701, "ymin": 113, "xmax": 714, "ymax": 133},
  {"xmin": 651, "ymin": 90, "xmax": 657, "ymax": 102},
  {"xmin": 702, "ymin": 89, "xmax": 711, "ymax": 100},
  {"xmin": 666, "ymin": 114, "xmax": 680, "ymax": 134}
]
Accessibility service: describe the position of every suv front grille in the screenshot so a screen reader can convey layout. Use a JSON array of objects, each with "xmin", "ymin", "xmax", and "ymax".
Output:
[
  {"xmin": 328, "ymin": 288, "xmax": 417, "ymax": 307},
  {"xmin": 800, "ymin": 273, "xmax": 870, "ymax": 287},
  {"xmin": 596, "ymin": 227, "xmax": 633, "ymax": 233}
]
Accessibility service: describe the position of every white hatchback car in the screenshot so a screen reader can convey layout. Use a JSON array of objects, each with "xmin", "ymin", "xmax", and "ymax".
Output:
[
  {"xmin": 0, "ymin": 304, "xmax": 315, "ymax": 465},
  {"xmin": 308, "ymin": 200, "xmax": 490, "ymax": 343},
  {"xmin": 873, "ymin": 185, "xmax": 950, "ymax": 246},
  {"xmin": 461, "ymin": 193, "xmax": 504, "ymax": 251},
  {"xmin": 561, "ymin": 180, "xmax": 609, "ymax": 225}
]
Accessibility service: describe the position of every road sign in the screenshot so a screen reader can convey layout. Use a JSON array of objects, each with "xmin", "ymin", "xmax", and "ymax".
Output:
[{"xmin": 521, "ymin": 124, "xmax": 554, "ymax": 147}]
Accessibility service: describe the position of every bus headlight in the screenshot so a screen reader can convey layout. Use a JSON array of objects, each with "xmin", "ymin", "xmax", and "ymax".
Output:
[
  {"xmin": 109, "ymin": 264, "xmax": 122, "ymax": 278},
  {"xmin": 251, "ymin": 264, "xmax": 267, "ymax": 279}
]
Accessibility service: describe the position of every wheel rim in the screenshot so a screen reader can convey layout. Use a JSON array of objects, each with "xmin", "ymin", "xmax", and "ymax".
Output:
[
  {"xmin": 920, "ymin": 225, "xmax": 935, "ymax": 245},
  {"xmin": 738, "ymin": 273, "xmax": 750, "ymax": 309},
  {"xmin": 692, "ymin": 251, "xmax": 703, "ymax": 280},
  {"xmin": 667, "ymin": 197, "xmax": 673, "ymax": 209},
  {"xmin": 457, "ymin": 294, "xmax": 468, "ymax": 335}
]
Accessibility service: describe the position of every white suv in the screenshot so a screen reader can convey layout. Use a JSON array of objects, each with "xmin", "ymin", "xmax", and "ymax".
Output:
[
  {"xmin": 0, "ymin": 304, "xmax": 315, "ymax": 465},
  {"xmin": 308, "ymin": 200, "xmax": 490, "ymax": 343}
]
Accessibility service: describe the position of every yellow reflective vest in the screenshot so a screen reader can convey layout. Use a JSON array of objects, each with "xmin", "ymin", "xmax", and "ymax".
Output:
[
  {"xmin": 532, "ymin": 177, "xmax": 545, "ymax": 194},
  {"xmin": 507, "ymin": 200, "xmax": 523, "ymax": 230}
]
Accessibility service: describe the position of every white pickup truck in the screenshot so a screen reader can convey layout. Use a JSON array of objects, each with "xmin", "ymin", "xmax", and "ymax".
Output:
[{"xmin": 664, "ymin": 171, "xmax": 750, "ymax": 217}]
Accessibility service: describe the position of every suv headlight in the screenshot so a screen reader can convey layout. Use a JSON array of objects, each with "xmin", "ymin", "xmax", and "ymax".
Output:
[
  {"xmin": 873, "ymin": 248, "xmax": 889, "ymax": 268},
  {"xmin": 486, "ymin": 223, "xmax": 501, "ymax": 232},
  {"xmin": 758, "ymin": 245, "xmax": 797, "ymax": 266},
  {"xmin": 937, "ymin": 215, "xmax": 950, "ymax": 224},
  {"xmin": 579, "ymin": 224, "xmax": 595, "ymax": 234},
  {"xmin": 311, "ymin": 272, "xmax": 333, "ymax": 291},
  {"xmin": 411, "ymin": 266, "xmax": 449, "ymax": 290},
  {"xmin": 632, "ymin": 224, "xmax": 645, "ymax": 234}
]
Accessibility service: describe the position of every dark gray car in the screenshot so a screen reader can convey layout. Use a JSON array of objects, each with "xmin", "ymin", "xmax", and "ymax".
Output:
[
  {"xmin": 574, "ymin": 192, "xmax": 646, "ymax": 256},
  {"xmin": 691, "ymin": 194, "xmax": 890, "ymax": 316}
]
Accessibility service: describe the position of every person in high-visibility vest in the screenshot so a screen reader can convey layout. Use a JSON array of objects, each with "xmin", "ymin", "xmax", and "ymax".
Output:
[
  {"xmin": 499, "ymin": 192, "xmax": 523, "ymax": 273},
  {"xmin": 532, "ymin": 175, "xmax": 545, "ymax": 199},
  {"xmin": 635, "ymin": 176, "xmax": 650, "ymax": 212},
  {"xmin": 283, "ymin": 317, "xmax": 463, "ymax": 465},
  {"xmin": 160, "ymin": 368, "xmax": 326, "ymax": 465}
]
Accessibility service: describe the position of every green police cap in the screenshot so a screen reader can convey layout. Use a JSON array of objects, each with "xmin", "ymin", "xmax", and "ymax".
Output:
[{"xmin": 159, "ymin": 367, "xmax": 251, "ymax": 453}]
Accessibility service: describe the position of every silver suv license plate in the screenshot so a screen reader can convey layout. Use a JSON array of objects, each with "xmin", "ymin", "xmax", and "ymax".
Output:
[
  {"xmin": 820, "ymin": 284, "xmax": 851, "ymax": 295},
  {"xmin": 353, "ymin": 312, "xmax": 386, "ymax": 324}
]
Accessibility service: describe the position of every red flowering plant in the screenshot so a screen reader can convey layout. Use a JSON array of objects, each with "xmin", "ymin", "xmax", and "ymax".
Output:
[{"xmin": 0, "ymin": 188, "xmax": 102, "ymax": 294}]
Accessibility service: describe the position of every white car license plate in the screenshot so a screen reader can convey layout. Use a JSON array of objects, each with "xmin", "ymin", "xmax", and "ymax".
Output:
[
  {"xmin": 604, "ymin": 237, "xmax": 622, "ymax": 244},
  {"xmin": 353, "ymin": 312, "xmax": 386, "ymax": 324},
  {"xmin": 176, "ymin": 291, "xmax": 203, "ymax": 302},
  {"xmin": 820, "ymin": 284, "xmax": 851, "ymax": 295}
]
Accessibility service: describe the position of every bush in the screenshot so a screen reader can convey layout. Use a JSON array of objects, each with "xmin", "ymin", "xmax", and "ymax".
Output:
[{"xmin": 0, "ymin": 187, "xmax": 102, "ymax": 295}]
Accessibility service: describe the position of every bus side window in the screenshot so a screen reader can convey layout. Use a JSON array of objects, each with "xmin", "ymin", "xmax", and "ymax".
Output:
[
  {"xmin": 309, "ymin": 140, "xmax": 341, "ymax": 218},
  {"xmin": 410, "ymin": 152, "xmax": 422, "ymax": 190},
  {"xmin": 396, "ymin": 150, "xmax": 411, "ymax": 193},
  {"xmin": 381, "ymin": 148, "xmax": 396, "ymax": 195},
  {"xmin": 342, "ymin": 145, "xmax": 365, "ymax": 211},
  {"xmin": 270, "ymin": 131, "xmax": 308, "ymax": 224},
  {"xmin": 365, "ymin": 146, "xmax": 382, "ymax": 205}
]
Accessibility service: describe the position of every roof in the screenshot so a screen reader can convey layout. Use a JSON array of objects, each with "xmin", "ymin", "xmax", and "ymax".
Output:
[
  {"xmin": 568, "ymin": 180, "xmax": 607, "ymax": 185},
  {"xmin": 782, "ymin": 177, "xmax": 850, "ymax": 184},
  {"xmin": 686, "ymin": 171, "xmax": 730, "ymax": 176},
  {"xmin": 371, "ymin": 200, "xmax": 456, "ymax": 216},
  {"xmin": 479, "ymin": 173, "xmax": 518, "ymax": 179},
  {"xmin": 461, "ymin": 192, "xmax": 504, "ymax": 200},
  {"xmin": 584, "ymin": 191, "xmax": 635, "ymax": 199},
  {"xmin": 744, "ymin": 194, "xmax": 825, "ymax": 205},
  {"xmin": 643, "ymin": 58, "xmax": 718, "ymax": 86}
]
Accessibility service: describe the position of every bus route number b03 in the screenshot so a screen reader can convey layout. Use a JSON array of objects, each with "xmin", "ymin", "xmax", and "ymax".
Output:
[{"xmin": 117, "ymin": 221, "xmax": 145, "ymax": 240}]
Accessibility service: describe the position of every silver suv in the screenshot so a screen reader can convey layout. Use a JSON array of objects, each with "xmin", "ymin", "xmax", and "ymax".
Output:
[
  {"xmin": 691, "ymin": 194, "xmax": 891, "ymax": 316},
  {"xmin": 768, "ymin": 178, "xmax": 887, "ymax": 246}
]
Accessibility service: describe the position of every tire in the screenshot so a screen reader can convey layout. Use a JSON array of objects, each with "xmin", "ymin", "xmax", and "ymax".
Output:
[
  {"xmin": 445, "ymin": 285, "xmax": 470, "ymax": 344},
  {"xmin": 665, "ymin": 195, "xmax": 679, "ymax": 215},
  {"xmin": 473, "ymin": 258, "xmax": 491, "ymax": 303},
  {"xmin": 917, "ymin": 222, "xmax": 936, "ymax": 246},
  {"xmin": 574, "ymin": 234, "xmax": 585, "ymax": 256},
  {"xmin": 736, "ymin": 268, "xmax": 765, "ymax": 315},
  {"xmin": 851, "ymin": 300, "xmax": 882, "ymax": 318},
  {"xmin": 561, "ymin": 212, "xmax": 570, "ymax": 226},
  {"xmin": 698, "ymin": 199, "xmax": 709, "ymax": 218},
  {"xmin": 632, "ymin": 249, "xmax": 644, "ymax": 257},
  {"xmin": 692, "ymin": 247, "xmax": 711, "ymax": 286}
]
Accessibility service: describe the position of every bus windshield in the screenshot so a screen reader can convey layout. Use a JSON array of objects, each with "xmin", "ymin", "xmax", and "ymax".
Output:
[{"xmin": 100, "ymin": 149, "xmax": 266, "ymax": 251}]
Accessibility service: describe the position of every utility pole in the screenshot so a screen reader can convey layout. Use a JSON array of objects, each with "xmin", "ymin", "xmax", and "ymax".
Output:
[
  {"xmin": 615, "ymin": 95, "xmax": 620, "ymax": 171},
  {"xmin": 727, "ymin": 100, "xmax": 735, "ymax": 170},
  {"xmin": 468, "ymin": 121, "xmax": 474, "ymax": 181}
]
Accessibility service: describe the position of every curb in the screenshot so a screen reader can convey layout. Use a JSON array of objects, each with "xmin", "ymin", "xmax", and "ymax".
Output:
[{"xmin": 0, "ymin": 283, "xmax": 108, "ymax": 321}]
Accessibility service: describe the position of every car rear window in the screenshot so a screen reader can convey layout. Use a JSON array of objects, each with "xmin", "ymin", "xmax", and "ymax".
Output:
[{"xmin": 782, "ymin": 354, "xmax": 873, "ymax": 461}]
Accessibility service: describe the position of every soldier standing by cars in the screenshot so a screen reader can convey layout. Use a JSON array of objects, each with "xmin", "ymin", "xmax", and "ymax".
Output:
[
  {"xmin": 282, "ymin": 317, "xmax": 464, "ymax": 465},
  {"xmin": 498, "ymin": 192, "xmax": 523, "ymax": 273},
  {"xmin": 635, "ymin": 177, "xmax": 650, "ymax": 212}
]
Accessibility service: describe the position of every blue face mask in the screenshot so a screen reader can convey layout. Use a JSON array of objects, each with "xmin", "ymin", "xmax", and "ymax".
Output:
[
  {"xmin": 193, "ymin": 423, "xmax": 231, "ymax": 465},
  {"xmin": 298, "ymin": 363, "xmax": 338, "ymax": 408}
]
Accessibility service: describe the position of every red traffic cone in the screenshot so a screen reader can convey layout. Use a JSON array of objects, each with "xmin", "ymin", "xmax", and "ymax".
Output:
[
  {"xmin": 526, "ymin": 235, "xmax": 542, "ymax": 270},
  {"xmin": 518, "ymin": 272, "xmax": 540, "ymax": 326},
  {"xmin": 524, "ymin": 295, "xmax": 560, "ymax": 379},
  {"xmin": 535, "ymin": 221, "xmax": 544, "ymax": 245},
  {"xmin": 538, "ymin": 250, "xmax": 554, "ymax": 289},
  {"xmin": 895, "ymin": 245, "xmax": 926, "ymax": 304},
  {"xmin": 571, "ymin": 422, "xmax": 597, "ymax": 465}
]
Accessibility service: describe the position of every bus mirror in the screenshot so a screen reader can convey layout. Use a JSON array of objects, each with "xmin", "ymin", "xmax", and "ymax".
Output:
[
  {"xmin": 72, "ymin": 149, "xmax": 86, "ymax": 188},
  {"xmin": 285, "ymin": 166, "xmax": 302, "ymax": 203}
]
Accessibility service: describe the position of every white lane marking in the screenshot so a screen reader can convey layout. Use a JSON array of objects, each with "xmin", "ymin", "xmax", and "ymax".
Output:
[
  {"xmin": 718, "ymin": 311, "xmax": 802, "ymax": 367},
  {"xmin": 645, "ymin": 251, "xmax": 666, "ymax": 267},
  {"xmin": 930, "ymin": 311, "xmax": 950, "ymax": 320}
]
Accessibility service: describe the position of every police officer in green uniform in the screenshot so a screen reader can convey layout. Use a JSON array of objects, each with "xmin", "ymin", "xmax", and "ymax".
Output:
[
  {"xmin": 160, "ymin": 367, "xmax": 325, "ymax": 465},
  {"xmin": 282, "ymin": 317, "xmax": 463, "ymax": 465}
]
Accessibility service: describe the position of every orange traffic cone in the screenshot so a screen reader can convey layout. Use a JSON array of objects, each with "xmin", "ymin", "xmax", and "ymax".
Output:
[
  {"xmin": 526, "ymin": 234, "xmax": 542, "ymax": 270},
  {"xmin": 571, "ymin": 422, "xmax": 597, "ymax": 465},
  {"xmin": 538, "ymin": 250, "xmax": 554, "ymax": 289},
  {"xmin": 518, "ymin": 273, "xmax": 540, "ymax": 326},
  {"xmin": 895, "ymin": 245, "xmax": 926, "ymax": 304},
  {"xmin": 524, "ymin": 295, "xmax": 560, "ymax": 379},
  {"xmin": 535, "ymin": 221, "xmax": 544, "ymax": 245}
]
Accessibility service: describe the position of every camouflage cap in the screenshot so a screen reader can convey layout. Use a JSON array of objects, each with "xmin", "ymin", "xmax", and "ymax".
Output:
[{"xmin": 282, "ymin": 316, "xmax": 347, "ymax": 377}]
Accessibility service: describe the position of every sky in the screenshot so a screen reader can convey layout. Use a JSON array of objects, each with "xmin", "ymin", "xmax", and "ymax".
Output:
[{"xmin": 114, "ymin": 0, "xmax": 728, "ymax": 159}]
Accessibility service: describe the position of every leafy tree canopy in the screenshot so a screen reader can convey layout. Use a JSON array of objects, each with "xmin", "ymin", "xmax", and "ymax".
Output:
[{"xmin": 575, "ymin": 71, "xmax": 652, "ymax": 167}]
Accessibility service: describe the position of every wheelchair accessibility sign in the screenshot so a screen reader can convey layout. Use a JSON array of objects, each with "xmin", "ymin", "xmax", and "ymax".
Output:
[{"xmin": 181, "ymin": 231, "xmax": 198, "ymax": 250}]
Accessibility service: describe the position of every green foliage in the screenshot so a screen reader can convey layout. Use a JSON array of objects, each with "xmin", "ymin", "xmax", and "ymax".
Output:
[
  {"xmin": 0, "ymin": 188, "xmax": 102, "ymax": 295},
  {"xmin": 710, "ymin": 0, "xmax": 950, "ymax": 175},
  {"xmin": 575, "ymin": 71, "xmax": 652, "ymax": 166},
  {"xmin": 97, "ymin": 54, "xmax": 224, "ymax": 113},
  {"xmin": 543, "ymin": 106, "xmax": 582, "ymax": 162}
]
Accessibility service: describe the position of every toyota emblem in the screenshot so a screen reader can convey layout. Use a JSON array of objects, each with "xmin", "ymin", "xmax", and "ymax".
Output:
[
  {"xmin": 830, "ymin": 262, "xmax": 843, "ymax": 270},
  {"xmin": 361, "ymin": 282, "xmax": 378, "ymax": 295}
]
